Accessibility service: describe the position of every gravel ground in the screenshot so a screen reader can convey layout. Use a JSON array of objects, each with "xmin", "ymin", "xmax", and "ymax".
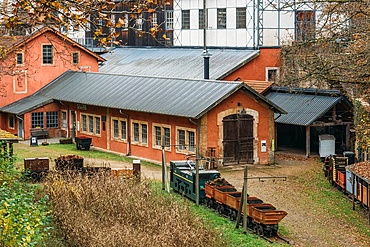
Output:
[{"xmin": 219, "ymin": 154, "xmax": 370, "ymax": 247}]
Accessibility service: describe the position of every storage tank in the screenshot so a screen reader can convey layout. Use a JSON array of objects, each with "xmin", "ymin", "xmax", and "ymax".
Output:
[{"xmin": 319, "ymin": 134, "xmax": 335, "ymax": 159}]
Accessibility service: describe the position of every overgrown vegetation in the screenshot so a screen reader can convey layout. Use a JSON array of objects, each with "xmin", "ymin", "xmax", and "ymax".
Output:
[
  {"xmin": 44, "ymin": 172, "xmax": 223, "ymax": 247},
  {"xmin": 0, "ymin": 156, "xmax": 52, "ymax": 246}
]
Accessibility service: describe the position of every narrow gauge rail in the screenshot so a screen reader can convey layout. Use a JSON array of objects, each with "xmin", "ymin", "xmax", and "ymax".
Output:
[{"xmin": 170, "ymin": 160, "xmax": 287, "ymax": 237}]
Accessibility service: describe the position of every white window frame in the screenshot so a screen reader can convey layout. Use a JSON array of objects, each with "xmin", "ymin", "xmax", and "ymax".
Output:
[
  {"xmin": 132, "ymin": 120, "xmax": 148, "ymax": 146},
  {"xmin": 111, "ymin": 117, "xmax": 127, "ymax": 142},
  {"xmin": 151, "ymin": 12, "xmax": 157, "ymax": 28},
  {"xmin": 61, "ymin": 110, "xmax": 68, "ymax": 129},
  {"xmin": 175, "ymin": 127, "xmax": 196, "ymax": 154},
  {"xmin": 265, "ymin": 67, "xmax": 280, "ymax": 82},
  {"xmin": 152, "ymin": 123, "xmax": 171, "ymax": 151},
  {"xmin": 166, "ymin": 11, "xmax": 173, "ymax": 30},
  {"xmin": 136, "ymin": 13, "xmax": 143, "ymax": 30},
  {"xmin": 41, "ymin": 44, "xmax": 53, "ymax": 65},
  {"xmin": 15, "ymin": 52, "xmax": 24, "ymax": 65},
  {"xmin": 72, "ymin": 51, "xmax": 80, "ymax": 65},
  {"xmin": 8, "ymin": 115, "xmax": 15, "ymax": 129},
  {"xmin": 80, "ymin": 113, "xmax": 101, "ymax": 136}
]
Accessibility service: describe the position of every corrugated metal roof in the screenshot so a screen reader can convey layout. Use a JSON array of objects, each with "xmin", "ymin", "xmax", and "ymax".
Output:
[
  {"xmin": 1, "ymin": 71, "xmax": 285, "ymax": 118},
  {"xmin": 99, "ymin": 47, "xmax": 259, "ymax": 80},
  {"xmin": 1, "ymin": 94, "xmax": 53, "ymax": 115},
  {"xmin": 266, "ymin": 92, "xmax": 344, "ymax": 126}
]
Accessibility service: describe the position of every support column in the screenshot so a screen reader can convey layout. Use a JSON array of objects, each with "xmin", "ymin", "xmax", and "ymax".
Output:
[
  {"xmin": 306, "ymin": 126, "xmax": 310, "ymax": 158},
  {"xmin": 346, "ymin": 124, "xmax": 350, "ymax": 150}
]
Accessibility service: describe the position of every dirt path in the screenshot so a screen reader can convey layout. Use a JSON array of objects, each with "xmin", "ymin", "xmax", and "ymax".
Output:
[{"xmin": 219, "ymin": 154, "xmax": 370, "ymax": 247}]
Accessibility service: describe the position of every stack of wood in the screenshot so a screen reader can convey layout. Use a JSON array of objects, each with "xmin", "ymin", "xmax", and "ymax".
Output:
[
  {"xmin": 207, "ymin": 177, "xmax": 233, "ymax": 187},
  {"xmin": 348, "ymin": 161, "xmax": 370, "ymax": 179}
]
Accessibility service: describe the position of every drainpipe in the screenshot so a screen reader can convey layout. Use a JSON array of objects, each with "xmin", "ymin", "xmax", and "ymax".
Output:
[
  {"xmin": 59, "ymin": 101, "xmax": 69, "ymax": 138},
  {"xmin": 189, "ymin": 118, "xmax": 201, "ymax": 206},
  {"xmin": 119, "ymin": 110, "xmax": 131, "ymax": 156},
  {"xmin": 15, "ymin": 115, "xmax": 24, "ymax": 139}
]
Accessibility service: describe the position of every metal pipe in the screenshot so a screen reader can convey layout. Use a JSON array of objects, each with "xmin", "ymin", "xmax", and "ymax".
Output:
[{"xmin": 119, "ymin": 110, "xmax": 131, "ymax": 156}]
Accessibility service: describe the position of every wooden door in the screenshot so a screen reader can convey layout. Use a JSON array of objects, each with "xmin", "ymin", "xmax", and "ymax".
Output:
[{"xmin": 223, "ymin": 113, "xmax": 254, "ymax": 165}]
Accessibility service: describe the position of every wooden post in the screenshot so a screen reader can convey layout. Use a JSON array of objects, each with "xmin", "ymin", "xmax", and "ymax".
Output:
[
  {"xmin": 243, "ymin": 165, "xmax": 248, "ymax": 233},
  {"xmin": 161, "ymin": 136, "xmax": 165, "ymax": 190},
  {"xmin": 352, "ymin": 173, "xmax": 355, "ymax": 211},
  {"xmin": 306, "ymin": 126, "xmax": 310, "ymax": 158},
  {"xmin": 235, "ymin": 187, "xmax": 244, "ymax": 229}
]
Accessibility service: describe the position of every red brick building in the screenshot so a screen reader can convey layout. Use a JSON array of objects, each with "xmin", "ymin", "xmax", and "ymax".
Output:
[{"xmin": 0, "ymin": 71, "xmax": 285, "ymax": 165}]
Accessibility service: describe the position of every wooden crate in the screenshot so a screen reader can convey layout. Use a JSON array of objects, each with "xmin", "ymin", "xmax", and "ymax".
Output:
[{"xmin": 24, "ymin": 157, "xmax": 49, "ymax": 171}]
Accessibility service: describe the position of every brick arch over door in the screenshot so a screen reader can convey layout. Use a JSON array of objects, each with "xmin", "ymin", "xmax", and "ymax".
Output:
[{"xmin": 217, "ymin": 108, "xmax": 259, "ymax": 164}]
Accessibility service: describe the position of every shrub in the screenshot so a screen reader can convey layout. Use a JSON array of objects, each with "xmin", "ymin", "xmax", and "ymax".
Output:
[
  {"xmin": 0, "ymin": 158, "xmax": 52, "ymax": 246},
  {"xmin": 44, "ymin": 172, "xmax": 223, "ymax": 247}
]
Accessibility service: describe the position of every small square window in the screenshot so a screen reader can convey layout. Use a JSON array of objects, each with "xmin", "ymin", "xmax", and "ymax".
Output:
[
  {"xmin": 16, "ymin": 53, "xmax": 23, "ymax": 65},
  {"xmin": 72, "ymin": 52, "xmax": 79, "ymax": 64}
]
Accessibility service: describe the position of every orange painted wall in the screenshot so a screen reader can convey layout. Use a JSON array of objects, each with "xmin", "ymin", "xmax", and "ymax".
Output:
[
  {"xmin": 205, "ymin": 90, "xmax": 273, "ymax": 165},
  {"xmin": 0, "ymin": 31, "xmax": 100, "ymax": 108},
  {"xmin": 223, "ymin": 48, "xmax": 281, "ymax": 82}
]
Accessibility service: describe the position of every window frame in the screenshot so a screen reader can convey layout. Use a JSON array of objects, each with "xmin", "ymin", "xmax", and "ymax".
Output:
[
  {"xmin": 31, "ymin": 112, "xmax": 44, "ymax": 129},
  {"xmin": 165, "ymin": 11, "xmax": 174, "ymax": 30},
  {"xmin": 175, "ymin": 127, "xmax": 196, "ymax": 154},
  {"xmin": 295, "ymin": 10, "xmax": 316, "ymax": 41},
  {"xmin": 61, "ymin": 110, "xmax": 68, "ymax": 129},
  {"xmin": 46, "ymin": 111, "xmax": 59, "ymax": 128},
  {"xmin": 8, "ymin": 115, "xmax": 15, "ymax": 129},
  {"xmin": 152, "ymin": 123, "xmax": 171, "ymax": 151},
  {"xmin": 111, "ymin": 117, "xmax": 127, "ymax": 142},
  {"xmin": 265, "ymin": 67, "xmax": 280, "ymax": 82},
  {"xmin": 199, "ymin": 9, "xmax": 204, "ymax": 29},
  {"xmin": 217, "ymin": 8, "xmax": 227, "ymax": 29},
  {"xmin": 151, "ymin": 12, "xmax": 157, "ymax": 28},
  {"xmin": 72, "ymin": 51, "xmax": 80, "ymax": 65},
  {"xmin": 182, "ymin": 10, "xmax": 190, "ymax": 30},
  {"xmin": 131, "ymin": 120, "xmax": 148, "ymax": 146},
  {"xmin": 42, "ymin": 44, "xmax": 53, "ymax": 65},
  {"xmin": 80, "ymin": 113, "xmax": 101, "ymax": 136},
  {"xmin": 236, "ymin": 8, "xmax": 246, "ymax": 29},
  {"xmin": 16, "ymin": 52, "xmax": 24, "ymax": 65}
]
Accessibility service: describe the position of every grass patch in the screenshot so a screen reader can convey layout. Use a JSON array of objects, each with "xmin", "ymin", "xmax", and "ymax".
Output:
[{"xmin": 13, "ymin": 143, "xmax": 159, "ymax": 170}]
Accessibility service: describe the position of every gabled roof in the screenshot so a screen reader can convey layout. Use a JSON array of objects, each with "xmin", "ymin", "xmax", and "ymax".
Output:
[
  {"xmin": 265, "ymin": 86, "xmax": 352, "ymax": 126},
  {"xmin": 0, "ymin": 27, "xmax": 105, "ymax": 62},
  {"xmin": 0, "ymin": 71, "xmax": 285, "ymax": 118},
  {"xmin": 242, "ymin": 80, "xmax": 274, "ymax": 94},
  {"xmin": 99, "ymin": 47, "xmax": 259, "ymax": 80}
]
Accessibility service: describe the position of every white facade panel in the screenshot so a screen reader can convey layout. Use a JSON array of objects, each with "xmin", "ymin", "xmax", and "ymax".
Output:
[
  {"xmin": 173, "ymin": 0, "xmax": 318, "ymax": 48},
  {"xmin": 227, "ymin": 8, "xmax": 236, "ymax": 29},
  {"xmin": 181, "ymin": 30, "xmax": 192, "ymax": 46}
]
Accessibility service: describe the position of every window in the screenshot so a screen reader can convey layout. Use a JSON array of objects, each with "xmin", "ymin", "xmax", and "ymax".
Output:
[
  {"xmin": 46, "ymin": 112, "xmax": 58, "ymax": 128},
  {"xmin": 61, "ymin": 111, "xmax": 67, "ymax": 128},
  {"xmin": 266, "ymin": 67, "xmax": 280, "ymax": 82},
  {"xmin": 16, "ymin": 53, "xmax": 23, "ymax": 65},
  {"xmin": 112, "ymin": 118, "xmax": 127, "ymax": 141},
  {"xmin": 151, "ymin": 13, "xmax": 157, "ymax": 28},
  {"xmin": 82, "ymin": 115, "xmax": 87, "ymax": 132},
  {"xmin": 8, "ymin": 115, "xmax": 15, "ymax": 129},
  {"xmin": 199, "ymin": 9, "xmax": 204, "ymax": 29},
  {"xmin": 236, "ymin": 8, "xmax": 246, "ymax": 29},
  {"xmin": 72, "ymin": 52, "xmax": 79, "ymax": 64},
  {"xmin": 42, "ymin": 44, "xmax": 53, "ymax": 64},
  {"xmin": 217, "ymin": 8, "xmax": 226, "ymax": 29},
  {"xmin": 81, "ymin": 113, "xmax": 101, "ymax": 135},
  {"xmin": 136, "ymin": 14, "xmax": 143, "ymax": 30},
  {"xmin": 166, "ymin": 11, "xmax": 173, "ymax": 30},
  {"xmin": 182, "ymin": 10, "xmax": 190, "ymax": 29},
  {"xmin": 123, "ymin": 13, "xmax": 129, "ymax": 29},
  {"xmin": 95, "ymin": 117, "xmax": 101, "ymax": 135},
  {"xmin": 132, "ymin": 121, "xmax": 148, "ymax": 145},
  {"xmin": 296, "ymin": 11, "xmax": 315, "ymax": 41},
  {"xmin": 153, "ymin": 124, "xmax": 171, "ymax": 149},
  {"xmin": 31, "ymin": 112, "xmax": 44, "ymax": 128},
  {"xmin": 176, "ymin": 127, "xmax": 196, "ymax": 153}
]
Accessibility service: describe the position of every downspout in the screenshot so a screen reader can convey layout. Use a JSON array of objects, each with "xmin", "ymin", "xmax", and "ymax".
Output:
[
  {"xmin": 59, "ymin": 101, "xmax": 69, "ymax": 138},
  {"xmin": 119, "ymin": 110, "xmax": 131, "ymax": 156},
  {"xmin": 189, "ymin": 118, "xmax": 201, "ymax": 206},
  {"xmin": 15, "ymin": 115, "xmax": 24, "ymax": 140}
]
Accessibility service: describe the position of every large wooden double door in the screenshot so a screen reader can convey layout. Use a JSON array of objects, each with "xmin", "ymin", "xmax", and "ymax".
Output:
[{"xmin": 223, "ymin": 113, "xmax": 254, "ymax": 164}]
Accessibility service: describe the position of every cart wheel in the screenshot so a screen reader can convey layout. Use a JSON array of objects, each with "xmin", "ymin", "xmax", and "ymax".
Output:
[
  {"xmin": 258, "ymin": 225, "xmax": 264, "ymax": 236},
  {"xmin": 31, "ymin": 172, "xmax": 39, "ymax": 182}
]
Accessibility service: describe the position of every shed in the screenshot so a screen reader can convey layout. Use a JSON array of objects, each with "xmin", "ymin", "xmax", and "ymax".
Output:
[{"xmin": 265, "ymin": 87, "xmax": 353, "ymax": 157}]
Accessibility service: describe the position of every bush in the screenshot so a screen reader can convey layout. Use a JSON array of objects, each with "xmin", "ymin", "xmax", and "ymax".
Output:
[
  {"xmin": 0, "ymin": 158, "xmax": 52, "ymax": 246},
  {"xmin": 44, "ymin": 172, "xmax": 223, "ymax": 247}
]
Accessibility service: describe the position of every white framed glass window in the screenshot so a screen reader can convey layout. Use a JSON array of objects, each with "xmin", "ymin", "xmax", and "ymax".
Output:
[
  {"xmin": 80, "ymin": 113, "xmax": 101, "ymax": 136},
  {"xmin": 111, "ymin": 117, "xmax": 127, "ymax": 141},
  {"xmin": 176, "ymin": 127, "xmax": 196, "ymax": 153},
  {"xmin": 152, "ymin": 124, "xmax": 171, "ymax": 150},
  {"xmin": 166, "ymin": 11, "xmax": 173, "ymax": 30},
  {"xmin": 132, "ymin": 120, "xmax": 148, "ymax": 146}
]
